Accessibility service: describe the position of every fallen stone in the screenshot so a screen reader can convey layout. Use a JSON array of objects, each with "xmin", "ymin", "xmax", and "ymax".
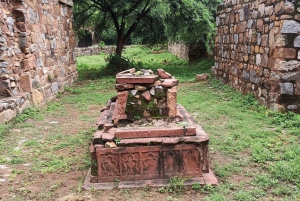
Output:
[
  {"xmin": 160, "ymin": 79, "xmax": 178, "ymax": 88},
  {"xmin": 195, "ymin": 73, "xmax": 209, "ymax": 81},
  {"xmin": 105, "ymin": 141, "xmax": 117, "ymax": 148},
  {"xmin": 102, "ymin": 128, "xmax": 116, "ymax": 141},
  {"xmin": 157, "ymin": 69, "xmax": 172, "ymax": 79}
]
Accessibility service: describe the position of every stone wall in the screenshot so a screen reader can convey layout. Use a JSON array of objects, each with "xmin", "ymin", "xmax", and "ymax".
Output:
[
  {"xmin": 212, "ymin": 0, "xmax": 300, "ymax": 112},
  {"xmin": 168, "ymin": 42, "xmax": 207, "ymax": 61},
  {"xmin": 0, "ymin": 0, "xmax": 77, "ymax": 123},
  {"xmin": 74, "ymin": 45, "xmax": 116, "ymax": 57}
]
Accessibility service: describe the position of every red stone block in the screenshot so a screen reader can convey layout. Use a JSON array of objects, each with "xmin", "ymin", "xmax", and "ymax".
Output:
[
  {"xmin": 160, "ymin": 79, "xmax": 179, "ymax": 87},
  {"xmin": 157, "ymin": 69, "xmax": 172, "ymax": 79},
  {"xmin": 95, "ymin": 144, "xmax": 204, "ymax": 182},
  {"xmin": 185, "ymin": 126, "xmax": 197, "ymax": 136},
  {"xmin": 117, "ymin": 91, "xmax": 128, "ymax": 120},
  {"xmin": 96, "ymin": 109, "xmax": 109, "ymax": 129},
  {"xmin": 115, "ymin": 126, "xmax": 185, "ymax": 139},
  {"xmin": 142, "ymin": 90, "xmax": 151, "ymax": 101},
  {"xmin": 102, "ymin": 128, "xmax": 116, "ymax": 141}
]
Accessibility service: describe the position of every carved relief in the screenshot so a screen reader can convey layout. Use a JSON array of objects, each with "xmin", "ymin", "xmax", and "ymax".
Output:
[
  {"xmin": 141, "ymin": 152, "xmax": 159, "ymax": 175},
  {"xmin": 163, "ymin": 151, "xmax": 180, "ymax": 173},
  {"xmin": 101, "ymin": 154, "xmax": 119, "ymax": 177},
  {"xmin": 121, "ymin": 153, "xmax": 139, "ymax": 175},
  {"xmin": 183, "ymin": 150, "xmax": 201, "ymax": 172}
]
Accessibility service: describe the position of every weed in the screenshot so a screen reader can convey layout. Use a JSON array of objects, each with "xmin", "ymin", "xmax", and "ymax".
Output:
[
  {"xmin": 167, "ymin": 176, "xmax": 187, "ymax": 195},
  {"xmin": 158, "ymin": 187, "xmax": 165, "ymax": 193},
  {"xmin": 192, "ymin": 182, "xmax": 201, "ymax": 190},
  {"xmin": 114, "ymin": 138, "xmax": 121, "ymax": 145}
]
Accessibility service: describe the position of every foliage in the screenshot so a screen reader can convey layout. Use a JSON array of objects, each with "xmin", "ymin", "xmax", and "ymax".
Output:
[
  {"xmin": 73, "ymin": 0, "xmax": 222, "ymax": 57},
  {"xmin": 76, "ymin": 46, "xmax": 213, "ymax": 81},
  {"xmin": 101, "ymin": 54, "xmax": 135, "ymax": 75},
  {"xmin": 167, "ymin": 176, "xmax": 187, "ymax": 195}
]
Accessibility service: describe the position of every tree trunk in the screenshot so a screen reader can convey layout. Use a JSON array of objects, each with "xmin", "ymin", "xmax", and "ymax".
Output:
[{"xmin": 116, "ymin": 34, "xmax": 125, "ymax": 57}]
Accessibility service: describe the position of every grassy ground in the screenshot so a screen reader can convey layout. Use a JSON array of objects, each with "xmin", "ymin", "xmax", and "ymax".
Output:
[{"xmin": 0, "ymin": 46, "xmax": 300, "ymax": 200}]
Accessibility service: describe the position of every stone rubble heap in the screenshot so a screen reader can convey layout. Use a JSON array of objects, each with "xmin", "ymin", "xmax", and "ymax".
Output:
[{"xmin": 212, "ymin": 0, "xmax": 300, "ymax": 112}]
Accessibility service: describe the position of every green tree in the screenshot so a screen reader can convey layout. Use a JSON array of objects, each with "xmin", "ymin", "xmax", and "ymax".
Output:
[{"xmin": 73, "ymin": 0, "xmax": 221, "ymax": 56}]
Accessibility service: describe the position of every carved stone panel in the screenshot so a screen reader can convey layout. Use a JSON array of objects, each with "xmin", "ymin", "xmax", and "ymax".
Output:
[{"xmin": 96, "ymin": 144, "xmax": 205, "ymax": 182}]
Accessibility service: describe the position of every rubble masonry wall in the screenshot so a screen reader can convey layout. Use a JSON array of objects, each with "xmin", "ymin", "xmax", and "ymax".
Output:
[
  {"xmin": 0, "ymin": 0, "xmax": 77, "ymax": 123},
  {"xmin": 212, "ymin": 0, "xmax": 300, "ymax": 112}
]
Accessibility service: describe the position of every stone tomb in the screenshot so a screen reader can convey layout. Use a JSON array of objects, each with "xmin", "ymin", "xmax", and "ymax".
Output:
[{"xmin": 83, "ymin": 69, "xmax": 217, "ymax": 189}]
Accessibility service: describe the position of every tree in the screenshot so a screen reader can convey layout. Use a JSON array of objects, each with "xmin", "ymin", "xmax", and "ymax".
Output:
[{"xmin": 73, "ymin": 0, "xmax": 221, "ymax": 56}]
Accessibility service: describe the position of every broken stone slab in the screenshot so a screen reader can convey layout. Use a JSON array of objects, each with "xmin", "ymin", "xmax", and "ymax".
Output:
[
  {"xmin": 104, "ymin": 122, "xmax": 114, "ymax": 132},
  {"xmin": 115, "ymin": 126, "xmax": 186, "ymax": 139},
  {"xmin": 93, "ymin": 130, "xmax": 102, "ymax": 144},
  {"xmin": 157, "ymin": 69, "xmax": 172, "ymax": 79},
  {"xmin": 160, "ymin": 79, "xmax": 179, "ymax": 88},
  {"xmin": 101, "ymin": 128, "xmax": 116, "ymax": 141},
  {"xmin": 96, "ymin": 109, "xmax": 109, "ymax": 129}
]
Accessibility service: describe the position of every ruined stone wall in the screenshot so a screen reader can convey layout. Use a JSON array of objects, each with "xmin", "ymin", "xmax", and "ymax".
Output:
[
  {"xmin": 74, "ymin": 45, "xmax": 116, "ymax": 57},
  {"xmin": 168, "ymin": 42, "xmax": 189, "ymax": 60},
  {"xmin": 168, "ymin": 42, "xmax": 207, "ymax": 61},
  {"xmin": 0, "ymin": 0, "xmax": 77, "ymax": 123},
  {"xmin": 212, "ymin": 0, "xmax": 300, "ymax": 112}
]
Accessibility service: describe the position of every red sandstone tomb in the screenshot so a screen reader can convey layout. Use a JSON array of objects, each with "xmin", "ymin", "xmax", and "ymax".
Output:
[{"xmin": 83, "ymin": 68, "xmax": 217, "ymax": 189}]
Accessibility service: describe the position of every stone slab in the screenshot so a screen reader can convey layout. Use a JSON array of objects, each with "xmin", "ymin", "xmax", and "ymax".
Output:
[
  {"xmin": 115, "ymin": 126, "xmax": 185, "ymax": 139},
  {"xmin": 82, "ymin": 168, "xmax": 217, "ymax": 190},
  {"xmin": 116, "ymin": 75, "xmax": 159, "ymax": 84},
  {"xmin": 118, "ymin": 135, "xmax": 209, "ymax": 146}
]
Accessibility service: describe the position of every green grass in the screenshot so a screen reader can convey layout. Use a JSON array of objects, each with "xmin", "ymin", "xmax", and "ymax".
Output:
[
  {"xmin": 76, "ymin": 45, "xmax": 213, "ymax": 82},
  {"xmin": 0, "ymin": 46, "xmax": 300, "ymax": 200}
]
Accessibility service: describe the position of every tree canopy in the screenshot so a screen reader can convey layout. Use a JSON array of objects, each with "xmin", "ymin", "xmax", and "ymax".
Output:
[{"xmin": 73, "ymin": 0, "xmax": 221, "ymax": 56}]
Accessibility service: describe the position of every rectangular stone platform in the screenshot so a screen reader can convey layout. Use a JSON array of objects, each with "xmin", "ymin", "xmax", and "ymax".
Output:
[{"xmin": 87, "ymin": 68, "xmax": 217, "ymax": 189}]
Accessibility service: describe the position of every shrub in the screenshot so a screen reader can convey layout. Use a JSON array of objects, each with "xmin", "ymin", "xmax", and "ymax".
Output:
[{"xmin": 101, "ymin": 54, "xmax": 135, "ymax": 75}]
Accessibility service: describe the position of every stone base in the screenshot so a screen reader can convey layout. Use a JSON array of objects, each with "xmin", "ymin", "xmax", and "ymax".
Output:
[{"xmin": 82, "ymin": 168, "xmax": 218, "ymax": 190}]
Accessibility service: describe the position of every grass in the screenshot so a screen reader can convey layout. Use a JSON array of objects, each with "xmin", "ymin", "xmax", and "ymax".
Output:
[
  {"xmin": 0, "ymin": 46, "xmax": 300, "ymax": 200},
  {"xmin": 76, "ymin": 45, "xmax": 213, "ymax": 82}
]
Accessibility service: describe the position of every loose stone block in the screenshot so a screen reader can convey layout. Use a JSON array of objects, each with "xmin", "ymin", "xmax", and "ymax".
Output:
[{"xmin": 167, "ymin": 87, "xmax": 177, "ymax": 118}]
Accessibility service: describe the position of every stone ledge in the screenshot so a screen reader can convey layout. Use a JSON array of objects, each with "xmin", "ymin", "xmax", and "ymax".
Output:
[{"xmin": 82, "ymin": 168, "xmax": 218, "ymax": 190}]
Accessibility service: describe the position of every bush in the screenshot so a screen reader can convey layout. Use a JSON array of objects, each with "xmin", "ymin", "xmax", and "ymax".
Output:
[{"xmin": 101, "ymin": 54, "xmax": 135, "ymax": 75}]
